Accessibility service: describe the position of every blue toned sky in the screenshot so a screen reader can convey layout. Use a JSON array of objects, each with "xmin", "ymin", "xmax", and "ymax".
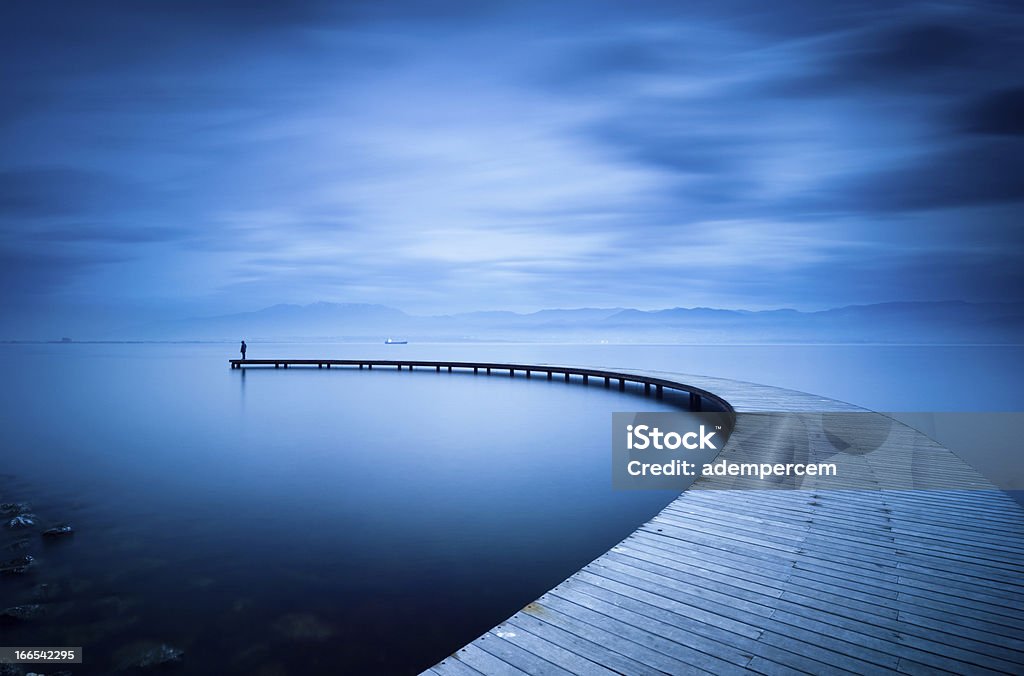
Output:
[{"xmin": 1, "ymin": 0, "xmax": 1023, "ymax": 335}]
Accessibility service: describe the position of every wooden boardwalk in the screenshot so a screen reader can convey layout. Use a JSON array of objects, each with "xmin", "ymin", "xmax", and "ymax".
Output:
[
  {"xmin": 231, "ymin": 360, "xmax": 1024, "ymax": 674},
  {"xmin": 229, "ymin": 359, "xmax": 732, "ymax": 412}
]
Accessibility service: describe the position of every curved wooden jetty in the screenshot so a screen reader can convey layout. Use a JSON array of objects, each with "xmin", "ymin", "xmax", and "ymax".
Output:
[
  {"xmin": 231, "ymin": 359, "xmax": 1024, "ymax": 674},
  {"xmin": 229, "ymin": 359, "xmax": 729, "ymax": 412}
]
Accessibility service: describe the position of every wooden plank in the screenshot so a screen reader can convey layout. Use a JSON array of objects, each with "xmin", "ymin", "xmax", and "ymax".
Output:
[
  {"xmin": 520, "ymin": 598, "xmax": 715, "ymax": 675},
  {"xmin": 448, "ymin": 644, "xmax": 529, "ymax": 676},
  {"xmin": 483, "ymin": 623, "xmax": 617, "ymax": 675},
  {"xmin": 570, "ymin": 568, "xmax": 764, "ymax": 639},
  {"xmin": 610, "ymin": 542, "xmax": 788, "ymax": 599},
  {"xmin": 542, "ymin": 590, "xmax": 750, "ymax": 675},
  {"xmin": 504, "ymin": 613, "xmax": 662, "ymax": 676},
  {"xmin": 550, "ymin": 580, "xmax": 754, "ymax": 668},
  {"xmin": 592, "ymin": 555, "xmax": 777, "ymax": 613},
  {"xmin": 555, "ymin": 580, "xmax": 871, "ymax": 676},
  {"xmin": 474, "ymin": 630, "xmax": 573, "ymax": 675},
  {"xmin": 428, "ymin": 657, "xmax": 485, "ymax": 676}
]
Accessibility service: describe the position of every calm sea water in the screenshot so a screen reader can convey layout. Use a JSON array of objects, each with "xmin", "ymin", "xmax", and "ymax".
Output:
[
  {"xmin": 1, "ymin": 342, "xmax": 1021, "ymax": 674},
  {"xmin": 0, "ymin": 343, "xmax": 688, "ymax": 675}
]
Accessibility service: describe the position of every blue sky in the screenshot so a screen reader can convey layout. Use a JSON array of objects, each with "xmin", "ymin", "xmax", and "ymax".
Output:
[{"xmin": 2, "ymin": 1, "xmax": 1023, "ymax": 335}]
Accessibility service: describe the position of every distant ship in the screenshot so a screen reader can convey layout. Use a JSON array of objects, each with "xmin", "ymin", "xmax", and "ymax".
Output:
[{"xmin": 384, "ymin": 338, "xmax": 408, "ymax": 345}]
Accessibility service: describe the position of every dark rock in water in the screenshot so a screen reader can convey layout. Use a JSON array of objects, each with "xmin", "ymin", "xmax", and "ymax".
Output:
[
  {"xmin": 42, "ymin": 524, "xmax": 74, "ymax": 539},
  {"xmin": 0, "ymin": 502, "xmax": 30, "ymax": 515},
  {"xmin": 113, "ymin": 641, "xmax": 184, "ymax": 670},
  {"xmin": 0, "ymin": 604, "xmax": 44, "ymax": 623},
  {"xmin": 0, "ymin": 554, "xmax": 34, "ymax": 575},
  {"xmin": 6, "ymin": 514, "xmax": 37, "ymax": 529},
  {"xmin": 0, "ymin": 664, "xmax": 23, "ymax": 676}
]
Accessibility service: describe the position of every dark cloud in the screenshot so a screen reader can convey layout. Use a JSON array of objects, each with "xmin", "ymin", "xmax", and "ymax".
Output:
[
  {"xmin": 532, "ymin": 37, "xmax": 686, "ymax": 94},
  {"xmin": 830, "ymin": 139, "xmax": 1024, "ymax": 212},
  {"xmin": 840, "ymin": 247, "xmax": 1024, "ymax": 306},
  {"xmin": 28, "ymin": 224, "xmax": 186, "ymax": 244},
  {"xmin": 767, "ymin": 12, "xmax": 1023, "ymax": 98},
  {"xmin": 846, "ymin": 23, "xmax": 984, "ymax": 76},
  {"xmin": 0, "ymin": 168, "xmax": 122, "ymax": 218},
  {"xmin": 0, "ymin": 247, "xmax": 126, "ymax": 304},
  {"xmin": 585, "ymin": 109, "xmax": 747, "ymax": 177},
  {"xmin": 961, "ymin": 87, "xmax": 1024, "ymax": 136}
]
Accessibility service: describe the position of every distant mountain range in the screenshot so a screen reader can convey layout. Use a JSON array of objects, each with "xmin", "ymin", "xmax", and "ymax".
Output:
[{"xmin": 117, "ymin": 300, "xmax": 1024, "ymax": 343}]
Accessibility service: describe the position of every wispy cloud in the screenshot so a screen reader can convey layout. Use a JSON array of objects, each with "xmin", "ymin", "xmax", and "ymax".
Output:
[{"xmin": 1, "ymin": 0, "xmax": 1022, "ymax": 335}]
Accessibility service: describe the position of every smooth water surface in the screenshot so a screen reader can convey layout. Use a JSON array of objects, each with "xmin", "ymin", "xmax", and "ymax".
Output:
[{"xmin": 0, "ymin": 343, "xmax": 685, "ymax": 674}]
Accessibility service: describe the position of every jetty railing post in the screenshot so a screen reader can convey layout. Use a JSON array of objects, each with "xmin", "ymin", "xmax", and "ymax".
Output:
[
  {"xmin": 619, "ymin": 378, "xmax": 625, "ymax": 391},
  {"xmin": 564, "ymin": 373, "xmax": 570, "ymax": 382},
  {"xmin": 689, "ymin": 392, "xmax": 701, "ymax": 411},
  {"xmin": 644, "ymin": 382, "xmax": 651, "ymax": 395},
  {"xmin": 474, "ymin": 367, "xmax": 478, "ymax": 374},
  {"xmin": 486, "ymin": 367, "xmax": 491, "ymax": 374},
  {"xmin": 546, "ymin": 371, "xmax": 552, "ymax": 380},
  {"xmin": 656, "ymin": 384, "xmax": 663, "ymax": 399},
  {"xmin": 436, "ymin": 366, "xmax": 440, "ymax": 372},
  {"xmin": 510, "ymin": 368, "xmax": 514, "ymax": 377},
  {"xmin": 318, "ymin": 363, "xmax": 322, "ymax": 369},
  {"xmin": 583, "ymin": 374, "xmax": 589, "ymax": 384},
  {"xmin": 448, "ymin": 366, "xmax": 452, "ymax": 372},
  {"xmin": 604, "ymin": 376, "xmax": 610, "ymax": 388},
  {"xmin": 526, "ymin": 370, "xmax": 531, "ymax": 378},
  {"xmin": 368, "ymin": 364, "xmax": 372, "ymax": 369}
]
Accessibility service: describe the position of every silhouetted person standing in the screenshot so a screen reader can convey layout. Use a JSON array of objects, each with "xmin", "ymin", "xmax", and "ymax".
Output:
[{"xmin": 240, "ymin": 340, "xmax": 247, "ymax": 360}]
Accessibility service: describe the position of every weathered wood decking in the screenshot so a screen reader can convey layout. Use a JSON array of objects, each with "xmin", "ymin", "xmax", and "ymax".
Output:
[{"xmin": 231, "ymin": 360, "xmax": 1024, "ymax": 674}]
